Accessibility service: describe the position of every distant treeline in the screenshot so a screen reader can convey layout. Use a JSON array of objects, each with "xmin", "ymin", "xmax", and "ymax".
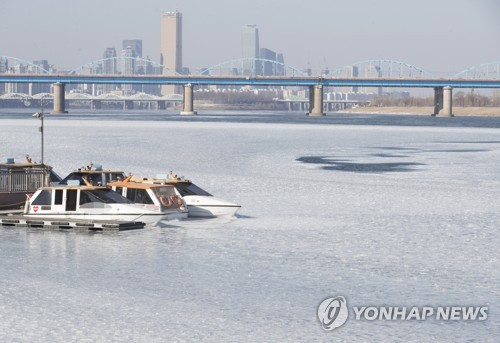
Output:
[
  {"xmin": 194, "ymin": 91, "xmax": 287, "ymax": 110},
  {"xmin": 371, "ymin": 92, "xmax": 500, "ymax": 107}
]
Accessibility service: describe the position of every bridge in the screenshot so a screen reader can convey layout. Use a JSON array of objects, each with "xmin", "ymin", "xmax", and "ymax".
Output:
[
  {"xmin": 1, "ymin": 57, "xmax": 500, "ymax": 116},
  {"xmin": 0, "ymin": 92, "xmax": 184, "ymax": 111}
]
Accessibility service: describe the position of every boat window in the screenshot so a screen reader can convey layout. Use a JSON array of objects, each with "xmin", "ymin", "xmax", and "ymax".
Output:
[
  {"xmin": 126, "ymin": 188, "xmax": 154, "ymax": 204},
  {"xmin": 59, "ymin": 173, "xmax": 82, "ymax": 185},
  {"xmin": 86, "ymin": 174, "xmax": 103, "ymax": 186},
  {"xmin": 54, "ymin": 189, "xmax": 63, "ymax": 205},
  {"xmin": 152, "ymin": 187, "xmax": 175, "ymax": 199},
  {"xmin": 79, "ymin": 191, "xmax": 92, "ymax": 205},
  {"xmin": 174, "ymin": 183, "xmax": 212, "ymax": 196},
  {"xmin": 31, "ymin": 190, "xmax": 52, "ymax": 205},
  {"xmin": 82, "ymin": 189, "xmax": 132, "ymax": 204},
  {"xmin": 66, "ymin": 190, "xmax": 77, "ymax": 211},
  {"xmin": 109, "ymin": 173, "xmax": 126, "ymax": 182},
  {"xmin": 60, "ymin": 173, "xmax": 102, "ymax": 186}
]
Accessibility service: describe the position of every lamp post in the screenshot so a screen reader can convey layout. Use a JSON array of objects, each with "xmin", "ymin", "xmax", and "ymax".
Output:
[{"xmin": 33, "ymin": 96, "xmax": 48, "ymax": 166}]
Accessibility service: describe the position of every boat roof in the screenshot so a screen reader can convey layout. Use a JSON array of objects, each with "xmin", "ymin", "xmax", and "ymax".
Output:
[
  {"xmin": 107, "ymin": 180, "xmax": 175, "ymax": 190},
  {"xmin": 68, "ymin": 169, "xmax": 125, "ymax": 174},
  {"xmin": 131, "ymin": 177, "xmax": 191, "ymax": 184},
  {"xmin": 1, "ymin": 155, "xmax": 53, "ymax": 169},
  {"xmin": 0, "ymin": 162, "xmax": 52, "ymax": 169},
  {"xmin": 38, "ymin": 185, "xmax": 109, "ymax": 191}
]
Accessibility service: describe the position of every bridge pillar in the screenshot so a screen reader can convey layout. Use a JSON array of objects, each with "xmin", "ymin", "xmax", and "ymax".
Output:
[
  {"xmin": 308, "ymin": 86, "xmax": 314, "ymax": 113},
  {"xmin": 181, "ymin": 84, "xmax": 197, "ymax": 115},
  {"xmin": 308, "ymin": 85, "xmax": 325, "ymax": 116},
  {"xmin": 53, "ymin": 82, "xmax": 68, "ymax": 114},
  {"xmin": 90, "ymin": 100, "xmax": 101, "ymax": 111},
  {"xmin": 123, "ymin": 100, "xmax": 134, "ymax": 110},
  {"xmin": 438, "ymin": 86, "xmax": 453, "ymax": 117},
  {"xmin": 432, "ymin": 87, "xmax": 443, "ymax": 116}
]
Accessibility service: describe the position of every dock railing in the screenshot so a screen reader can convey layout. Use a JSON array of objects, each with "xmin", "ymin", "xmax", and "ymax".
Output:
[{"xmin": 0, "ymin": 169, "xmax": 48, "ymax": 193}]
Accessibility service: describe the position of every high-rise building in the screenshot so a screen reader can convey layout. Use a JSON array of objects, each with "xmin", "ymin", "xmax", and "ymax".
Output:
[
  {"xmin": 122, "ymin": 39, "xmax": 142, "ymax": 58},
  {"xmin": 103, "ymin": 47, "xmax": 117, "ymax": 74},
  {"xmin": 121, "ymin": 47, "xmax": 136, "ymax": 75},
  {"xmin": 276, "ymin": 53, "xmax": 285, "ymax": 76},
  {"xmin": 160, "ymin": 11, "xmax": 183, "ymax": 94},
  {"xmin": 6, "ymin": 64, "xmax": 28, "ymax": 94},
  {"xmin": 32, "ymin": 60, "xmax": 50, "ymax": 73},
  {"xmin": 241, "ymin": 24, "xmax": 260, "ymax": 76},
  {"xmin": 0, "ymin": 57, "xmax": 7, "ymax": 94},
  {"xmin": 121, "ymin": 47, "xmax": 136, "ymax": 94},
  {"xmin": 338, "ymin": 65, "xmax": 359, "ymax": 93},
  {"xmin": 260, "ymin": 48, "xmax": 276, "ymax": 76},
  {"xmin": 0, "ymin": 57, "xmax": 7, "ymax": 73},
  {"xmin": 31, "ymin": 60, "xmax": 51, "ymax": 94},
  {"xmin": 102, "ymin": 47, "xmax": 117, "ymax": 93},
  {"xmin": 363, "ymin": 65, "xmax": 382, "ymax": 95}
]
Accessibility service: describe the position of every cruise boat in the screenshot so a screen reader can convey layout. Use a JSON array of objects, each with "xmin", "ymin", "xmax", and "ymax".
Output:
[
  {"xmin": 24, "ymin": 183, "xmax": 186, "ymax": 226},
  {"xmin": 0, "ymin": 155, "xmax": 61, "ymax": 211},
  {"xmin": 60, "ymin": 164, "xmax": 240, "ymax": 218},
  {"xmin": 107, "ymin": 177, "xmax": 188, "ymax": 220},
  {"xmin": 133, "ymin": 172, "xmax": 241, "ymax": 218}
]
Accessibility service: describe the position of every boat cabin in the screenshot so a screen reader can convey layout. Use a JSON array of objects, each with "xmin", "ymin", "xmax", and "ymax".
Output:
[
  {"xmin": 60, "ymin": 164, "xmax": 125, "ymax": 187},
  {"xmin": 0, "ymin": 156, "xmax": 61, "ymax": 210},
  {"xmin": 108, "ymin": 181, "xmax": 185, "ymax": 210},
  {"xmin": 29, "ymin": 186, "xmax": 132, "ymax": 213},
  {"xmin": 132, "ymin": 175, "xmax": 212, "ymax": 197}
]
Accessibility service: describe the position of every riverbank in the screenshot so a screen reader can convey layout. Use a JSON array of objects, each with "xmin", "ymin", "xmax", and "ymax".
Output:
[
  {"xmin": 339, "ymin": 106, "xmax": 500, "ymax": 116},
  {"xmin": 195, "ymin": 102, "xmax": 500, "ymax": 116}
]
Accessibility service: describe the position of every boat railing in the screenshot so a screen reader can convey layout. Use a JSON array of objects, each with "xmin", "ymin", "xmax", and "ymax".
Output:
[{"xmin": 0, "ymin": 169, "xmax": 48, "ymax": 193}]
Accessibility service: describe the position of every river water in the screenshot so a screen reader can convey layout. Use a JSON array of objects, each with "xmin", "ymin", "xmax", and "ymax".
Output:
[{"xmin": 1, "ymin": 109, "xmax": 499, "ymax": 342}]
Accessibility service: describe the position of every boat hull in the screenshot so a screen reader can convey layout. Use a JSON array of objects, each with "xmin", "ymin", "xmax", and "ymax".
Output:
[
  {"xmin": 24, "ymin": 211, "xmax": 188, "ymax": 226},
  {"xmin": 184, "ymin": 196, "xmax": 240, "ymax": 218},
  {"xmin": 0, "ymin": 192, "xmax": 26, "ymax": 211}
]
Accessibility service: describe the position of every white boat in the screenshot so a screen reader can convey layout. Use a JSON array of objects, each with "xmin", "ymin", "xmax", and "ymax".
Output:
[
  {"xmin": 107, "ymin": 177, "xmax": 188, "ymax": 221},
  {"xmin": 24, "ymin": 183, "xmax": 186, "ymax": 226},
  {"xmin": 60, "ymin": 165, "xmax": 240, "ymax": 218},
  {"xmin": 0, "ymin": 155, "xmax": 61, "ymax": 211},
  {"xmin": 133, "ymin": 172, "xmax": 241, "ymax": 218}
]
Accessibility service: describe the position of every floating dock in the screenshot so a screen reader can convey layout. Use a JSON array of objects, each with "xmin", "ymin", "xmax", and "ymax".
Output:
[{"xmin": 0, "ymin": 215, "xmax": 145, "ymax": 231}]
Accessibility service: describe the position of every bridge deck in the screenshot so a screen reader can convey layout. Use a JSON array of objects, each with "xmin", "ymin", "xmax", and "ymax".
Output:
[{"xmin": 1, "ymin": 74, "xmax": 500, "ymax": 88}]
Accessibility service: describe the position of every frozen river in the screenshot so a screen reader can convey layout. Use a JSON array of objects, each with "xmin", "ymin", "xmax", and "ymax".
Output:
[{"xmin": 1, "ymin": 111, "xmax": 499, "ymax": 342}]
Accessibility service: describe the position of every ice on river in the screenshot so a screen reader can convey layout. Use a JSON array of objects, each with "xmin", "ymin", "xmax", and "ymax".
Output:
[{"xmin": 1, "ymin": 113, "xmax": 499, "ymax": 342}]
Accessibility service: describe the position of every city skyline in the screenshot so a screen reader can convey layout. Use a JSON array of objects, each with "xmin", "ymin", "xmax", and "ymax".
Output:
[{"xmin": 0, "ymin": 0, "xmax": 499, "ymax": 75}]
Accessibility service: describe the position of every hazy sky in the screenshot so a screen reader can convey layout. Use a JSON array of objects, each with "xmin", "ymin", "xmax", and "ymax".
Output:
[{"xmin": 1, "ymin": 0, "xmax": 499, "ymax": 76}]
